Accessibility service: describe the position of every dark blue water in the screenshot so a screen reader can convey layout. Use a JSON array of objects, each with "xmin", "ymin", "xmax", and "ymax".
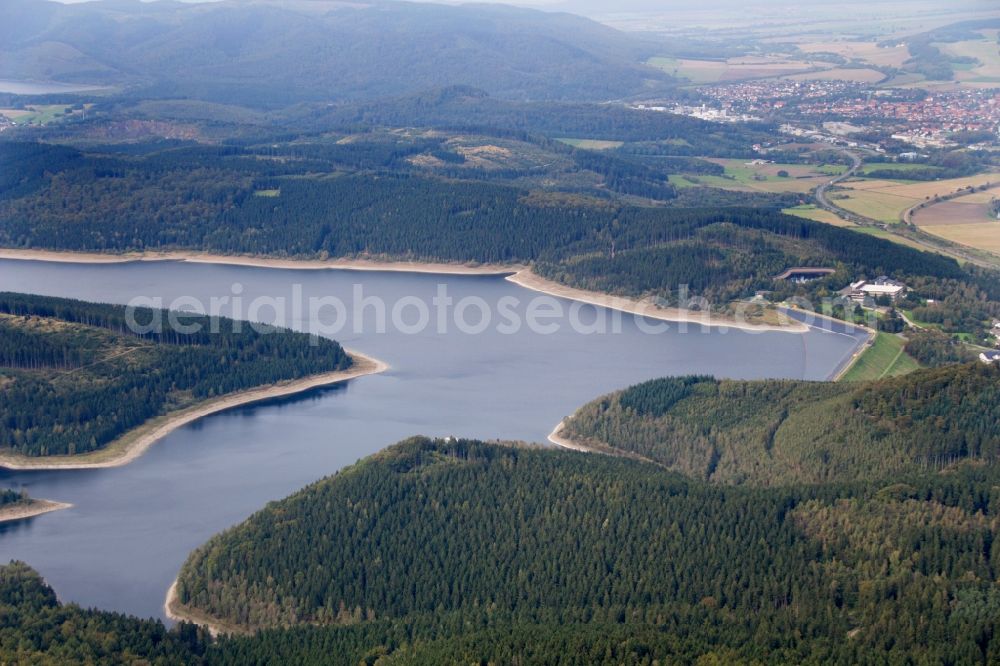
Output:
[{"xmin": 0, "ymin": 259, "xmax": 866, "ymax": 621}]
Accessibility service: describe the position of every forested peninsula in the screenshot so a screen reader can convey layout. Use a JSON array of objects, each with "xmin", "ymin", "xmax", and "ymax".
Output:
[
  {"xmin": 0, "ymin": 489, "xmax": 70, "ymax": 523},
  {"xmin": 557, "ymin": 363, "xmax": 1000, "ymax": 485},
  {"xmin": 0, "ymin": 292, "xmax": 373, "ymax": 467},
  {"xmin": 4, "ymin": 365, "xmax": 1000, "ymax": 662},
  {"xmin": 158, "ymin": 435, "xmax": 1000, "ymax": 664}
]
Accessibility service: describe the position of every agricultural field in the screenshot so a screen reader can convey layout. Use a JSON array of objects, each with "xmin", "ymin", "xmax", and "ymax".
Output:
[
  {"xmin": 783, "ymin": 203, "xmax": 952, "ymax": 255},
  {"xmin": 878, "ymin": 173, "xmax": 999, "ymax": 199},
  {"xmin": 781, "ymin": 204, "xmax": 946, "ymax": 253},
  {"xmin": 794, "ymin": 39, "xmax": 912, "ymax": 69},
  {"xmin": 647, "ymin": 55, "xmax": 826, "ymax": 83},
  {"xmin": 912, "ymin": 194, "xmax": 1000, "ymax": 255},
  {"xmin": 555, "ymin": 138, "xmax": 624, "ymax": 150},
  {"xmin": 686, "ymin": 159, "xmax": 844, "ymax": 194},
  {"xmin": 855, "ymin": 163, "xmax": 945, "ymax": 178},
  {"xmin": 937, "ymin": 29, "xmax": 1000, "ymax": 86},
  {"xmin": 919, "ymin": 224, "xmax": 1000, "ymax": 255},
  {"xmin": 949, "ymin": 190, "xmax": 1000, "ymax": 205},
  {"xmin": 840, "ymin": 332, "xmax": 921, "ymax": 382},
  {"xmin": 883, "ymin": 72, "xmax": 934, "ymax": 89},
  {"xmin": 841, "ymin": 178, "xmax": 915, "ymax": 191},
  {"xmin": 829, "ymin": 188, "xmax": 920, "ymax": 223},
  {"xmin": 782, "ymin": 204, "xmax": 854, "ymax": 227},
  {"xmin": 669, "ymin": 175, "xmax": 702, "ymax": 189},
  {"xmin": 833, "ymin": 173, "xmax": 1000, "ymax": 223},
  {"xmin": 783, "ymin": 67, "xmax": 886, "ymax": 83},
  {"xmin": 912, "ymin": 200, "xmax": 994, "ymax": 226},
  {"xmin": 0, "ymin": 104, "xmax": 84, "ymax": 125},
  {"xmin": 849, "ymin": 226, "xmax": 942, "ymax": 253}
]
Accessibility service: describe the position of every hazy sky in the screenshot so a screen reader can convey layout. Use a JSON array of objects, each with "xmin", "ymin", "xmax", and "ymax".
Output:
[
  {"xmin": 39, "ymin": 0, "xmax": 1000, "ymax": 22},
  {"xmin": 40, "ymin": 0, "xmax": 994, "ymax": 6}
]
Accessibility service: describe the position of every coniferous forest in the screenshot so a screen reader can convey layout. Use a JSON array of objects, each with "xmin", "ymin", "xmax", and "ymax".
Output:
[
  {"xmin": 0, "ymin": 293, "xmax": 351, "ymax": 457},
  {"xmin": 4, "ymin": 2, "xmax": 1000, "ymax": 662},
  {"xmin": 156, "ymin": 433, "xmax": 998, "ymax": 664},
  {"xmin": 5, "ymin": 429, "xmax": 1000, "ymax": 664},
  {"xmin": 560, "ymin": 364, "xmax": 1000, "ymax": 485},
  {"xmin": 0, "ymin": 488, "xmax": 27, "ymax": 507},
  {"xmin": 4, "ymin": 138, "xmax": 999, "ymax": 336}
]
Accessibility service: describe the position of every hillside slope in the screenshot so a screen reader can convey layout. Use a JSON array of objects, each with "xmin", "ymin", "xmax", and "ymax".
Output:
[
  {"xmin": 4, "ymin": 432, "xmax": 1000, "ymax": 662},
  {"xmin": 560, "ymin": 363, "xmax": 1000, "ymax": 485},
  {"xmin": 1, "ymin": 0, "xmax": 670, "ymax": 106},
  {"xmin": 168, "ymin": 437, "xmax": 1000, "ymax": 663}
]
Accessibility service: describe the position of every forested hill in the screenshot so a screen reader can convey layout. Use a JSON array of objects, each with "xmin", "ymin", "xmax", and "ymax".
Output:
[
  {"xmin": 316, "ymin": 86, "xmax": 772, "ymax": 147},
  {"xmin": 5, "ymin": 436, "xmax": 1000, "ymax": 662},
  {"xmin": 163, "ymin": 436, "xmax": 1000, "ymax": 663},
  {"xmin": 2, "ymin": 0, "xmax": 670, "ymax": 106},
  {"xmin": 0, "ymin": 292, "xmax": 351, "ymax": 458},
  {"xmin": 1, "ymin": 140, "xmax": 990, "ymax": 284},
  {"xmin": 0, "ymin": 562, "xmax": 212, "ymax": 664},
  {"xmin": 561, "ymin": 362, "xmax": 1000, "ymax": 486},
  {"xmin": 3, "ymin": 137, "xmax": 999, "ymax": 333}
]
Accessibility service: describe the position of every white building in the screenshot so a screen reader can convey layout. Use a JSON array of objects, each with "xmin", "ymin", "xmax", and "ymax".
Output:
[{"xmin": 848, "ymin": 276, "xmax": 907, "ymax": 303}]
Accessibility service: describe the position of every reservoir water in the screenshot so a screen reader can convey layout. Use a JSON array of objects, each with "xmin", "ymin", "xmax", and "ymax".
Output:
[
  {"xmin": 0, "ymin": 259, "xmax": 866, "ymax": 621},
  {"xmin": 0, "ymin": 79, "xmax": 110, "ymax": 95}
]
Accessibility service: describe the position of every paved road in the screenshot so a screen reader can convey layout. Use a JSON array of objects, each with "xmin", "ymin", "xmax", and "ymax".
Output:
[
  {"xmin": 813, "ymin": 150, "xmax": 1000, "ymax": 269},
  {"xmin": 815, "ymin": 149, "xmax": 862, "ymax": 218}
]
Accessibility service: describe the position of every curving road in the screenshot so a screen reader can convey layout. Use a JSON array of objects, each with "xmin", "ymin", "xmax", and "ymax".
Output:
[
  {"xmin": 815, "ymin": 149, "xmax": 863, "ymax": 220},
  {"xmin": 813, "ymin": 150, "xmax": 1000, "ymax": 269}
]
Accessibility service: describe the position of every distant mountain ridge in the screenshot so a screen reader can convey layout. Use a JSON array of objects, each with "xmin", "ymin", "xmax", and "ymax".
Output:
[{"xmin": 1, "ymin": 0, "xmax": 672, "ymax": 107}]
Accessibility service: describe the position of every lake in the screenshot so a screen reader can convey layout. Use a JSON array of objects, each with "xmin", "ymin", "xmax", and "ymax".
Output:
[
  {"xmin": 0, "ymin": 79, "xmax": 110, "ymax": 95},
  {"xmin": 0, "ymin": 259, "xmax": 866, "ymax": 621}
]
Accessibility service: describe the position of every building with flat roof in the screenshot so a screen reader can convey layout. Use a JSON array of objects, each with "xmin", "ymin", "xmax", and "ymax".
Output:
[
  {"xmin": 847, "ymin": 276, "xmax": 907, "ymax": 303},
  {"xmin": 775, "ymin": 267, "xmax": 836, "ymax": 283}
]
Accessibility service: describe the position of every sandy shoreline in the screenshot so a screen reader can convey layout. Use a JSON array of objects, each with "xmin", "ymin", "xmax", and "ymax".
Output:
[
  {"xmin": 0, "ymin": 499, "xmax": 73, "ymax": 524},
  {"xmin": 165, "ymin": 579, "xmax": 238, "ymax": 636},
  {"xmin": 547, "ymin": 419, "xmax": 600, "ymax": 454},
  {"xmin": 506, "ymin": 269, "xmax": 809, "ymax": 334},
  {"xmin": 0, "ymin": 247, "xmax": 809, "ymax": 332},
  {"xmin": 0, "ymin": 350, "xmax": 388, "ymax": 471},
  {"xmin": 548, "ymin": 419, "xmax": 664, "ymax": 469},
  {"xmin": 0, "ymin": 248, "xmax": 522, "ymax": 275}
]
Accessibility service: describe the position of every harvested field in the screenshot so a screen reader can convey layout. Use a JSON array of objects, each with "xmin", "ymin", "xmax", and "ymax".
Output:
[
  {"xmin": 950, "ymin": 190, "xmax": 1000, "ymax": 205},
  {"xmin": 555, "ymin": 138, "xmax": 624, "ymax": 150},
  {"xmin": 647, "ymin": 56, "xmax": 826, "ymax": 83},
  {"xmin": 835, "ymin": 174, "xmax": 1000, "ymax": 223},
  {"xmin": 938, "ymin": 31, "xmax": 1000, "ymax": 85},
  {"xmin": 840, "ymin": 178, "xmax": 898, "ymax": 190},
  {"xmin": 871, "ymin": 174, "xmax": 998, "ymax": 199},
  {"xmin": 911, "ymin": 201, "xmax": 993, "ymax": 226},
  {"xmin": 920, "ymin": 223, "xmax": 1000, "ymax": 255},
  {"xmin": 850, "ymin": 226, "xmax": 945, "ymax": 253},
  {"xmin": 784, "ymin": 68, "xmax": 885, "ymax": 83},
  {"xmin": 795, "ymin": 40, "xmax": 912, "ymax": 68},
  {"xmin": 833, "ymin": 189, "xmax": 921, "ymax": 223},
  {"xmin": 783, "ymin": 205, "xmax": 855, "ymax": 227}
]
